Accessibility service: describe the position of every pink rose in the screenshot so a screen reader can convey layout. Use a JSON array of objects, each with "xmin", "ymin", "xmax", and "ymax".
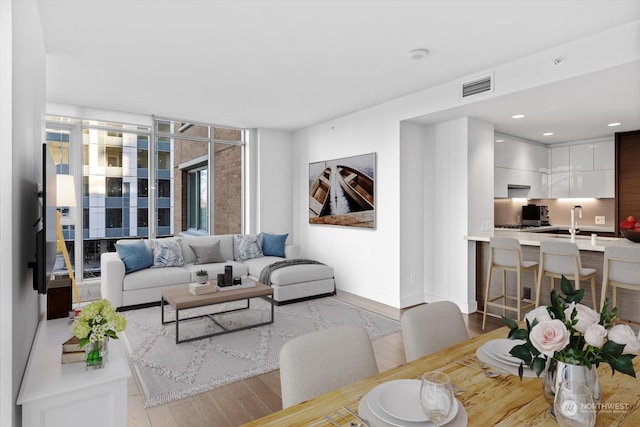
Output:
[
  {"xmin": 525, "ymin": 306, "xmax": 552, "ymax": 325},
  {"xmin": 608, "ymin": 324, "xmax": 640, "ymax": 355},
  {"xmin": 564, "ymin": 302, "xmax": 600, "ymax": 333},
  {"xmin": 529, "ymin": 319, "xmax": 571, "ymax": 358},
  {"xmin": 584, "ymin": 324, "xmax": 607, "ymax": 348}
]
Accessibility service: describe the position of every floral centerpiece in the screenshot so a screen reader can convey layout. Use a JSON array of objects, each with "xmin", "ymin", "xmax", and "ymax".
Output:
[
  {"xmin": 72, "ymin": 299, "xmax": 126, "ymax": 368},
  {"xmin": 503, "ymin": 276, "xmax": 639, "ymax": 380}
]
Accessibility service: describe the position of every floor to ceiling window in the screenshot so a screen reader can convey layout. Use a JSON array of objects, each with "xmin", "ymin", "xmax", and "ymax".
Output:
[
  {"xmin": 45, "ymin": 115, "xmax": 245, "ymax": 281},
  {"xmin": 154, "ymin": 117, "xmax": 245, "ymax": 237}
]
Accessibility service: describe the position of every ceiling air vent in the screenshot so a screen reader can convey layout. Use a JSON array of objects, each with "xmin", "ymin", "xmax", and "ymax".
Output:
[{"xmin": 461, "ymin": 75, "xmax": 493, "ymax": 98}]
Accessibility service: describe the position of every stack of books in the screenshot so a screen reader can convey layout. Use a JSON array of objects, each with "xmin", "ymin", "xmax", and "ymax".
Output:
[
  {"xmin": 189, "ymin": 281, "xmax": 217, "ymax": 295},
  {"xmin": 61, "ymin": 336, "xmax": 85, "ymax": 364}
]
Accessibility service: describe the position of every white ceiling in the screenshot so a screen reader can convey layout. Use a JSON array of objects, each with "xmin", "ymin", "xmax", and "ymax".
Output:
[{"xmin": 38, "ymin": 0, "xmax": 640, "ymax": 141}]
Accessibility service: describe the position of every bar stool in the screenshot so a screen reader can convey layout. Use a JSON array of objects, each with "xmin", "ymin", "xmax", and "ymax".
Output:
[
  {"xmin": 483, "ymin": 237, "xmax": 538, "ymax": 329},
  {"xmin": 600, "ymin": 246, "xmax": 640, "ymax": 323},
  {"xmin": 536, "ymin": 240, "xmax": 597, "ymax": 309}
]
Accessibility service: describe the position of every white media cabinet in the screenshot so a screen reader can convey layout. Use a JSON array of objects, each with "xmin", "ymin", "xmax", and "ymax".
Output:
[{"xmin": 17, "ymin": 317, "xmax": 130, "ymax": 427}]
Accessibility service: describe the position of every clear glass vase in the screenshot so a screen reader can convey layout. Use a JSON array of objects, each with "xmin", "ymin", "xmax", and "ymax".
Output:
[
  {"xmin": 543, "ymin": 358, "xmax": 600, "ymax": 419},
  {"xmin": 85, "ymin": 339, "xmax": 108, "ymax": 370}
]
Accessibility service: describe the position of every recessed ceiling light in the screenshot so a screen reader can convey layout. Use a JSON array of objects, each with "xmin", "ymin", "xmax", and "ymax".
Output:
[
  {"xmin": 495, "ymin": 139, "xmax": 504, "ymax": 143},
  {"xmin": 608, "ymin": 122, "xmax": 622, "ymax": 127},
  {"xmin": 512, "ymin": 114, "xmax": 525, "ymax": 119},
  {"xmin": 543, "ymin": 132, "xmax": 554, "ymax": 136},
  {"xmin": 408, "ymin": 48, "xmax": 429, "ymax": 60}
]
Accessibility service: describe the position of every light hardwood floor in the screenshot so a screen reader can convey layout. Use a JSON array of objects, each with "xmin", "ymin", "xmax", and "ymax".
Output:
[{"xmin": 126, "ymin": 294, "xmax": 505, "ymax": 426}]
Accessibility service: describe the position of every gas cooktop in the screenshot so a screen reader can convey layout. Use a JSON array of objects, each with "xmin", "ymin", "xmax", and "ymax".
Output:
[{"xmin": 495, "ymin": 224, "xmax": 545, "ymax": 230}]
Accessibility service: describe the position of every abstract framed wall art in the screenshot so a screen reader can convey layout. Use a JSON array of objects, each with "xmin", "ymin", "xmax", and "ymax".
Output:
[{"xmin": 308, "ymin": 153, "xmax": 375, "ymax": 228}]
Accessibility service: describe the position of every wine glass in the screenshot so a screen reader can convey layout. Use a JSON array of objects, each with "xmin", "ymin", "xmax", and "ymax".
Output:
[
  {"xmin": 554, "ymin": 381, "xmax": 596, "ymax": 427},
  {"xmin": 419, "ymin": 371, "xmax": 455, "ymax": 426}
]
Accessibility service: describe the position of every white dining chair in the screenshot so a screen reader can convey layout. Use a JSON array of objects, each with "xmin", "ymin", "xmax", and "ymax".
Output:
[
  {"xmin": 536, "ymin": 240, "xmax": 597, "ymax": 309},
  {"xmin": 600, "ymin": 245, "xmax": 640, "ymax": 323},
  {"xmin": 401, "ymin": 301, "xmax": 469, "ymax": 362},
  {"xmin": 279, "ymin": 324, "xmax": 378, "ymax": 409}
]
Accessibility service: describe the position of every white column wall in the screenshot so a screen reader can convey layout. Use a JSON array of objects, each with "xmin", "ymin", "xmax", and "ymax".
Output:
[
  {"xmin": 1, "ymin": 1, "xmax": 46, "ymax": 426},
  {"xmin": 399, "ymin": 122, "xmax": 426, "ymax": 308},
  {"xmin": 255, "ymin": 128, "xmax": 293, "ymax": 239}
]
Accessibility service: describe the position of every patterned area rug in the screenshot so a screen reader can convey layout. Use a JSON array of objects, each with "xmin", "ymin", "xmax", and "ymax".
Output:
[{"xmin": 121, "ymin": 296, "xmax": 400, "ymax": 407}]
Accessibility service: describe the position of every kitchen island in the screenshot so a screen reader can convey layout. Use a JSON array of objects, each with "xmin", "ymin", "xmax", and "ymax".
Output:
[{"xmin": 466, "ymin": 229, "xmax": 639, "ymax": 322}]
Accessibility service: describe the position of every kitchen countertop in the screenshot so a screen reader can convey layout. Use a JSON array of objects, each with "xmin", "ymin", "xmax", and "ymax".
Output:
[{"xmin": 465, "ymin": 228, "xmax": 637, "ymax": 252}]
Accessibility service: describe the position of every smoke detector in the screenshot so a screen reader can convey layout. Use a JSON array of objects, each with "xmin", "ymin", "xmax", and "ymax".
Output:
[{"xmin": 408, "ymin": 49, "xmax": 429, "ymax": 60}]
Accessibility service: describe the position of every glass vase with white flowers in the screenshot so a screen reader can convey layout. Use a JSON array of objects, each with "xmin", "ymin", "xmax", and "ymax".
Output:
[{"xmin": 503, "ymin": 276, "xmax": 638, "ymax": 380}]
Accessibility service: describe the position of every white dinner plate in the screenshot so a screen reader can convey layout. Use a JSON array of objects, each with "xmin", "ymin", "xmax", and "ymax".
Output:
[
  {"xmin": 484, "ymin": 339, "xmax": 525, "ymax": 366},
  {"xmin": 368, "ymin": 379, "xmax": 458, "ymax": 426}
]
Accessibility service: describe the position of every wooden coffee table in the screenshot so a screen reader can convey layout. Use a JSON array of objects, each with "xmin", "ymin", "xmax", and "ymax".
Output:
[{"xmin": 161, "ymin": 282, "xmax": 274, "ymax": 344}]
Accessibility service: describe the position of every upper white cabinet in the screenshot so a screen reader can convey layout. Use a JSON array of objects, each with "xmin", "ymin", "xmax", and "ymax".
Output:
[
  {"xmin": 494, "ymin": 138, "xmax": 548, "ymax": 198},
  {"xmin": 594, "ymin": 140, "xmax": 614, "ymax": 170},
  {"xmin": 497, "ymin": 138, "xmax": 614, "ymax": 199},
  {"xmin": 549, "ymin": 140, "xmax": 614, "ymax": 198}
]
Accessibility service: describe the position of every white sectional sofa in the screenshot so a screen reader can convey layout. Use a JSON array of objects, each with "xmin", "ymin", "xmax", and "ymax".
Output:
[{"xmin": 100, "ymin": 234, "xmax": 335, "ymax": 309}]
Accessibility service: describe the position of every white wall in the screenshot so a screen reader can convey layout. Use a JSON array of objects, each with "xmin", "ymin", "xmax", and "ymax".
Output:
[
  {"xmin": 292, "ymin": 22, "xmax": 635, "ymax": 311},
  {"xmin": 0, "ymin": 1, "xmax": 46, "ymax": 426},
  {"xmin": 293, "ymin": 113, "xmax": 402, "ymax": 305}
]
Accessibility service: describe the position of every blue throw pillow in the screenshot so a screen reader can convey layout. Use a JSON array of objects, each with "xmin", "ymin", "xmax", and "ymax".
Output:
[
  {"xmin": 260, "ymin": 232, "xmax": 288, "ymax": 258},
  {"xmin": 115, "ymin": 240, "xmax": 153, "ymax": 274}
]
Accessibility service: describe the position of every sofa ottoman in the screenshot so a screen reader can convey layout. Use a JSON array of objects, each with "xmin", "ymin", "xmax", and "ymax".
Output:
[{"xmin": 242, "ymin": 256, "xmax": 335, "ymax": 303}]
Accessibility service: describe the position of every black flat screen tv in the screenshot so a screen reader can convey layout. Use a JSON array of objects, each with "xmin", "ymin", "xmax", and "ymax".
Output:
[{"xmin": 33, "ymin": 144, "xmax": 57, "ymax": 294}]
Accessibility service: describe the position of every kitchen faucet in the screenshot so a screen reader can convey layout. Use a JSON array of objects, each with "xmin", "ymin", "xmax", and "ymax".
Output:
[{"xmin": 570, "ymin": 205, "xmax": 583, "ymax": 241}]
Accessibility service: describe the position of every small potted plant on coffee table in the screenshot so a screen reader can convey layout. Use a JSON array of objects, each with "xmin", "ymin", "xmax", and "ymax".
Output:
[{"xmin": 195, "ymin": 270, "xmax": 209, "ymax": 284}]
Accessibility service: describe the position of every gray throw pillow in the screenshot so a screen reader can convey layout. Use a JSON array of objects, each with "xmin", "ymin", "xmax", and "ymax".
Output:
[{"xmin": 190, "ymin": 241, "xmax": 225, "ymax": 264}]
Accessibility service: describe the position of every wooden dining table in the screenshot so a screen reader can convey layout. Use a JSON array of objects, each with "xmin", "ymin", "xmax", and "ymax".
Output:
[{"xmin": 242, "ymin": 325, "xmax": 640, "ymax": 426}]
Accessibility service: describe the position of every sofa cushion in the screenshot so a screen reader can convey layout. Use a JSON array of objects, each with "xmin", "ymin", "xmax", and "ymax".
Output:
[
  {"xmin": 260, "ymin": 232, "xmax": 288, "ymax": 257},
  {"xmin": 235, "ymin": 234, "xmax": 263, "ymax": 261},
  {"xmin": 181, "ymin": 235, "xmax": 235, "ymax": 264},
  {"xmin": 150, "ymin": 238, "xmax": 185, "ymax": 267},
  {"xmin": 122, "ymin": 266, "xmax": 192, "ymax": 291},
  {"xmin": 190, "ymin": 241, "xmax": 226, "ymax": 264},
  {"xmin": 115, "ymin": 240, "xmax": 153, "ymax": 273}
]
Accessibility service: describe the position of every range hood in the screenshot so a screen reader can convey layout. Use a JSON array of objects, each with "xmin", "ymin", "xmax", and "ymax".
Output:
[{"xmin": 507, "ymin": 184, "xmax": 531, "ymax": 198}]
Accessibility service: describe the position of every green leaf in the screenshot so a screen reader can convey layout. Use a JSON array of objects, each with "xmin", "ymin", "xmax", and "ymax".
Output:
[
  {"xmin": 510, "ymin": 344, "xmax": 532, "ymax": 364},
  {"xmin": 502, "ymin": 316, "xmax": 518, "ymax": 330},
  {"xmin": 518, "ymin": 363, "xmax": 524, "ymax": 380},
  {"xmin": 532, "ymin": 357, "xmax": 546, "ymax": 377},
  {"xmin": 603, "ymin": 340, "xmax": 625, "ymax": 358},
  {"xmin": 565, "ymin": 289, "xmax": 584, "ymax": 304},
  {"xmin": 510, "ymin": 329, "xmax": 529, "ymax": 340},
  {"xmin": 560, "ymin": 275, "xmax": 574, "ymax": 296},
  {"xmin": 612, "ymin": 355, "xmax": 636, "ymax": 378}
]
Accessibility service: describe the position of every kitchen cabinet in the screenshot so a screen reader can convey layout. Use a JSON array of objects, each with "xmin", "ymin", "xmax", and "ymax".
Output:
[
  {"xmin": 494, "ymin": 138, "xmax": 548, "ymax": 198},
  {"xmin": 549, "ymin": 140, "xmax": 614, "ymax": 198}
]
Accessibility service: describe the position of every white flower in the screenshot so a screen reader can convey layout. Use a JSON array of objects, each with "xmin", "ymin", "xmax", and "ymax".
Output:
[
  {"xmin": 529, "ymin": 319, "xmax": 571, "ymax": 358},
  {"xmin": 608, "ymin": 324, "xmax": 640, "ymax": 355},
  {"xmin": 584, "ymin": 324, "xmax": 607, "ymax": 348},
  {"xmin": 525, "ymin": 306, "xmax": 552, "ymax": 325},
  {"xmin": 564, "ymin": 302, "xmax": 600, "ymax": 333}
]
